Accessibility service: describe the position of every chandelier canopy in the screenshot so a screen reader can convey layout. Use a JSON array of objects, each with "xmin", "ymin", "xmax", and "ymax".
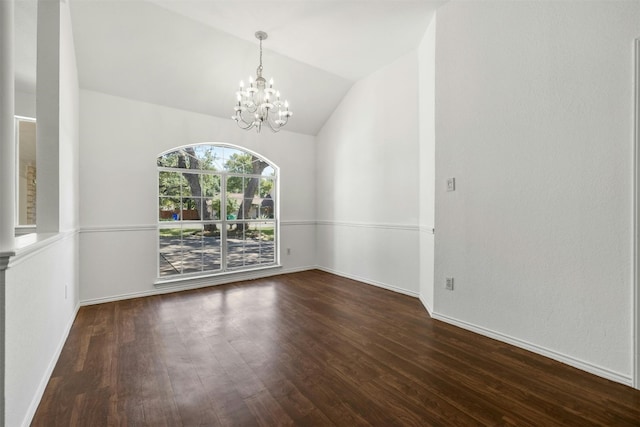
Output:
[{"xmin": 232, "ymin": 31, "xmax": 292, "ymax": 133}]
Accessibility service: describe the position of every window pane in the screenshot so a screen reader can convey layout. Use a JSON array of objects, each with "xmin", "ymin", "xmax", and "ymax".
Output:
[
  {"xmin": 205, "ymin": 198, "xmax": 221, "ymax": 220},
  {"xmin": 181, "ymin": 197, "xmax": 202, "ymax": 220},
  {"xmin": 182, "ymin": 224, "xmax": 204, "ymax": 274},
  {"xmin": 226, "ymin": 223, "xmax": 245, "ymax": 269},
  {"xmin": 202, "ymin": 174, "xmax": 221, "ymax": 220},
  {"xmin": 202, "ymin": 223, "xmax": 221, "ymax": 272},
  {"xmin": 238, "ymin": 176, "xmax": 260, "ymax": 220},
  {"xmin": 223, "ymin": 149, "xmax": 246, "ymax": 173},
  {"xmin": 210, "ymin": 146, "xmax": 225, "ymax": 171},
  {"xmin": 201, "ymin": 174, "xmax": 220, "ymax": 197},
  {"xmin": 191, "ymin": 145, "xmax": 219, "ymax": 171},
  {"xmin": 181, "ymin": 172, "xmax": 201, "ymax": 197},
  {"xmin": 226, "ymin": 175, "xmax": 244, "ymax": 219},
  {"xmin": 159, "ymin": 171, "xmax": 181, "ymax": 197},
  {"xmin": 243, "ymin": 224, "xmax": 262, "ymax": 268},
  {"xmin": 259, "ymin": 178, "xmax": 275, "ymax": 219},
  {"xmin": 159, "ymin": 227, "xmax": 183, "ymax": 276},
  {"xmin": 159, "ymin": 197, "xmax": 181, "ymax": 221},
  {"xmin": 257, "ymin": 221, "xmax": 276, "ymax": 265}
]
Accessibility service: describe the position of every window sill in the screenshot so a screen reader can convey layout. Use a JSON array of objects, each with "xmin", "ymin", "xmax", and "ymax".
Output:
[
  {"xmin": 15, "ymin": 225, "xmax": 37, "ymax": 237},
  {"xmin": 2, "ymin": 231, "xmax": 77, "ymax": 269},
  {"xmin": 154, "ymin": 264, "xmax": 283, "ymax": 288}
]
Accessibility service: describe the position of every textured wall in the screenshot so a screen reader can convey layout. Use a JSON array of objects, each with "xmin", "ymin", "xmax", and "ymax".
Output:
[
  {"xmin": 434, "ymin": 1, "xmax": 639, "ymax": 382},
  {"xmin": 316, "ymin": 51, "xmax": 421, "ymax": 295},
  {"xmin": 78, "ymin": 90, "xmax": 316, "ymax": 303}
]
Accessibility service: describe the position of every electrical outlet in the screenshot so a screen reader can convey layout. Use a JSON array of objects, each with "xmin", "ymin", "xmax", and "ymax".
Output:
[
  {"xmin": 446, "ymin": 178, "xmax": 456, "ymax": 192},
  {"xmin": 445, "ymin": 277, "xmax": 454, "ymax": 291}
]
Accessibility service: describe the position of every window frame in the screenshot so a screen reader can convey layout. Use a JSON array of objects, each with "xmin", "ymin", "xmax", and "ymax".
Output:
[
  {"xmin": 156, "ymin": 143, "xmax": 280, "ymax": 280},
  {"xmin": 14, "ymin": 115, "xmax": 37, "ymax": 230}
]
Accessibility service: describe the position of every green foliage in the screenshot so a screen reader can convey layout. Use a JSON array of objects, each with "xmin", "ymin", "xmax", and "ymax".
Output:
[{"xmin": 210, "ymin": 197, "xmax": 239, "ymax": 219}]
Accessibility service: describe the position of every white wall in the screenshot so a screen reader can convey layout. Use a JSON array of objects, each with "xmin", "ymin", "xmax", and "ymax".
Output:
[
  {"xmin": 79, "ymin": 90, "xmax": 316, "ymax": 303},
  {"xmin": 59, "ymin": 1, "xmax": 79, "ymax": 233},
  {"xmin": 5, "ymin": 2, "xmax": 80, "ymax": 426},
  {"xmin": 15, "ymin": 90, "xmax": 35, "ymax": 118},
  {"xmin": 418, "ymin": 14, "xmax": 436, "ymax": 313},
  {"xmin": 434, "ymin": 0, "xmax": 639, "ymax": 384},
  {"xmin": 6, "ymin": 234, "xmax": 79, "ymax": 427},
  {"xmin": 315, "ymin": 51, "xmax": 421, "ymax": 296}
]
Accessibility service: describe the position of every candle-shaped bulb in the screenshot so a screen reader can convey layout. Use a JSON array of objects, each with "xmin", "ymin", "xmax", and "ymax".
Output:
[
  {"xmin": 276, "ymin": 91, "xmax": 281, "ymax": 100},
  {"xmin": 269, "ymin": 78, "xmax": 274, "ymax": 88},
  {"xmin": 249, "ymin": 76, "xmax": 253, "ymax": 85},
  {"xmin": 239, "ymin": 80, "xmax": 244, "ymax": 88},
  {"xmin": 285, "ymin": 100, "xmax": 289, "ymax": 110}
]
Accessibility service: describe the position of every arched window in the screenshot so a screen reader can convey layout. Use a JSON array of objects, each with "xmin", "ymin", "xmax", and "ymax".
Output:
[{"xmin": 157, "ymin": 143, "xmax": 278, "ymax": 278}]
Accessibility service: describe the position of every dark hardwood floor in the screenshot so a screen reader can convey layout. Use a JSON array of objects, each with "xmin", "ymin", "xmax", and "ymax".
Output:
[{"xmin": 32, "ymin": 270, "xmax": 640, "ymax": 426}]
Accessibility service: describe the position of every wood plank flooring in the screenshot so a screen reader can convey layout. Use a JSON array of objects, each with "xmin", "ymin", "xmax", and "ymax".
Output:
[{"xmin": 32, "ymin": 270, "xmax": 640, "ymax": 426}]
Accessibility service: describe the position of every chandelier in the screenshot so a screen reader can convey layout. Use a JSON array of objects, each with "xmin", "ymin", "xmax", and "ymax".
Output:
[{"xmin": 232, "ymin": 31, "xmax": 292, "ymax": 133}]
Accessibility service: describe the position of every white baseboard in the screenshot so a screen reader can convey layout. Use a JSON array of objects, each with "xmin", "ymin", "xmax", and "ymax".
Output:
[
  {"xmin": 21, "ymin": 302, "xmax": 80, "ymax": 427},
  {"xmin": 80, "ymin": 265, "xmax": 317, "ymax": 306},
  {"xmin": 315, "ymin": 266, "xmax": 419, "ymax": 298},
  {"xmin": 432, "ymin": 311, "xmax": 633, "ymax": 387},
  {"xmin": 419, "ymin": 294, "xmax": 433, "ymax": 317}
]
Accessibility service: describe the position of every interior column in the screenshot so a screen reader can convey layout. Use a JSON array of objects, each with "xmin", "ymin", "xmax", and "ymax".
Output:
[{"xmin": 0, "ymin": 0, "xmax": 15, "ymax": 253}]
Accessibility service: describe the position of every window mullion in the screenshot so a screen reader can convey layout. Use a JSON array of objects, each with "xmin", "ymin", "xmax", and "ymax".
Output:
[{"xmin": 221, "ymin": 174, "xmax": 228, "ymax": 272}]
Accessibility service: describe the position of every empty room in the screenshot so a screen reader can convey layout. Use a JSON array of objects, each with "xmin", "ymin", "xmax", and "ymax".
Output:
[{"xmin": 1, "ymin": 0, "xmax": 640, "ymax": 425}]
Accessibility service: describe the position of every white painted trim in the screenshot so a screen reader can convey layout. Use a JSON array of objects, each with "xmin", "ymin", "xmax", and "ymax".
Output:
[
  {"xmin": 419, "ymin": 294, "xmax": 433, "ymax": 317},
  {"xmin": 432, "ymin": 311, "xmax": 633, "ymax": 387},
  {"xmin": 634, "ymin": 38, "xmax": 640, "ymax": 390},
  {"xmin": 154, "ymin": 264, "xmax": 282, "ymax": 286},
  {"xmin": 281, "ymin": 220, "xmax": 316, "ymax": 226},
  {"xmin": 8, "ymin": 230, "xmax": 76, "ymax": 268},
  {"xmin": 419, "ymin": 225, "xmax": 435, "ymax": 234},
  {"xmin": 79, "ymin": 220, "xmax": 316, "ymax": 234},
  {"xmin": 80, "ymin": 224, "xmax": 156, "ymax": 233},
  {"xmin": 80, "ymin": 265, "xmax": 316, "ymax": 306},
  {"xmin": 315, "ymin": 266, "xmax": 419, "ymax": 298},
  {"xmin": 317, "ymin": 220, "xmax": 422, "ymax": 232},
  {"xmin": 20, "ymin": 302, "xmax": 80, "ymax": 427},
  {"xmin": 14, "ymin": 225, "xmax": 36, "ymax": 236}
]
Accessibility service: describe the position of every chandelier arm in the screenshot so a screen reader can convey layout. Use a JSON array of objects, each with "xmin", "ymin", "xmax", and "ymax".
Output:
[
  {"xmin": 235, "ymin": 117, "xmax": 256, "ymax": 130},
  {"xmin": 236, "ymin": 110, "xmax": 257, "ymax": 128}
]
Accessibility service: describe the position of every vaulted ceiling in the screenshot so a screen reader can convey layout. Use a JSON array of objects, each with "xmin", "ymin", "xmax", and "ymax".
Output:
[{"xmin": 17, "ymin": 0, "xmax": 443, "ymax": 135}]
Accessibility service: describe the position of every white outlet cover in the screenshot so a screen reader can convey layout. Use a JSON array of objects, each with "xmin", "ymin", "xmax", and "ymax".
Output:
[
  {"xmin": 445, "ymin": 277, "xmax": 454, "ymax": 290},
  {"xmin": 446, "ymin": 178, "xmax": 456, "ymax": 192}
]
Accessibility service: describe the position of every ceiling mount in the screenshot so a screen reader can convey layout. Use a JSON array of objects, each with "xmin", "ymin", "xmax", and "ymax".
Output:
[{"xmin": 255, "ymin": 31, "xmax": 268, "ymax": 41}]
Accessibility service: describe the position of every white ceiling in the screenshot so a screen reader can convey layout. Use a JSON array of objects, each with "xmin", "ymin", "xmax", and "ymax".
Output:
[
  {"xmin": 147, "ymin": 0, "xmax": 443, "ymax": 82},
  {"xmin": 17, "ymin": 0, "xmax": 442, "ymax": 135}
]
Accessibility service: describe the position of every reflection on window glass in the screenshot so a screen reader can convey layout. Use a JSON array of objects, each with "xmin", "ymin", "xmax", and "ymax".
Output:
[{"xmin": 158, "ymin": 143, "xmax": 278, "ymax": 278}]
